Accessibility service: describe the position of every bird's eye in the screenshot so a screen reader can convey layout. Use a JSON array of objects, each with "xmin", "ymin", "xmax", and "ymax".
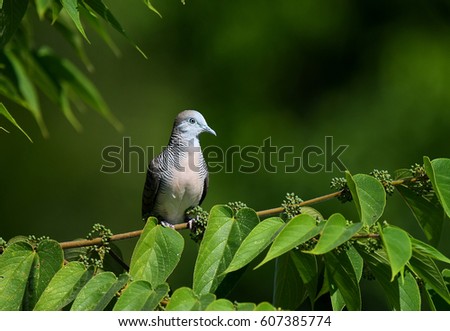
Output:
[{"xmin": 188, "ymin": 118, "xmax": 196, "ymax": 124}]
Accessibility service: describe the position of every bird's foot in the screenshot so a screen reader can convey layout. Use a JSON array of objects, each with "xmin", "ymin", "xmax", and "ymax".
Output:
[
  {"xmin": 160, "ymin": 220, "xmax": 176, "ymax": 229},
  {"xmin": 187, "ymin": 218, "xmax": 196, "ymax": 231}
]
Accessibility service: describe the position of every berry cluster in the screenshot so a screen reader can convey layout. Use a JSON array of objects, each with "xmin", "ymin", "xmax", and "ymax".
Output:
[
  {"xmin": 330, "ymin": 177, "xmax": 353, "ymax": 203},
  {"xmin": 186, "ymin": 206, "xmax": 209, "ymax": 243},
  {"xmin": 281, "ymin": 192, "xmax": 303, "ymax": 220},
  {"xmin": 370, "ymin": 169, "xmax": 395, "ymax": 195},
  {"xmin": 80, "ymin": 223, "xmax": 113, "ymax": 269}
]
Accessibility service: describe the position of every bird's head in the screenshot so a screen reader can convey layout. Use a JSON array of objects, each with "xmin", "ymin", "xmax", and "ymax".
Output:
[{"xmin": 173, "ymin": 110, "xmax": 216, "ymax": 140}]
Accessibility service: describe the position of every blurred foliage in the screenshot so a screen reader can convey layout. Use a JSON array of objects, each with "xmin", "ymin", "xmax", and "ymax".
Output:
[{"xmin": 1, "ymin": 0, "xmax": 450, "ymax": 309}]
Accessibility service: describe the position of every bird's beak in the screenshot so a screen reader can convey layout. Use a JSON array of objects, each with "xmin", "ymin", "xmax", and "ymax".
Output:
[{"xmin": 204, "ymin": 125, "xmax": 216, "ymax": 136}]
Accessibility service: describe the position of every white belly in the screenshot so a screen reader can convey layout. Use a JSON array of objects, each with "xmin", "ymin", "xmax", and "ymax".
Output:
[{"xmin": 155, "ymin": 151, "xmax": 204, "ymax": 224}]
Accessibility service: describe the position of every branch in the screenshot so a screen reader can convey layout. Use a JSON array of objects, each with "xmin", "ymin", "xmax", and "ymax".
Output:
[{"xmin": 52, "ymin": 176, "xmax": 417, "ymax": 250}]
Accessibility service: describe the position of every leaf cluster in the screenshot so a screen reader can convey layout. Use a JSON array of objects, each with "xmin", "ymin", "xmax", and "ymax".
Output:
[
  {"xmin": 1, "ymin": 156, "xmax": 449, "ymax": 310},
  {"xmin": 0, "ymin": 0, "xmax": 166, "ymax": 139}
]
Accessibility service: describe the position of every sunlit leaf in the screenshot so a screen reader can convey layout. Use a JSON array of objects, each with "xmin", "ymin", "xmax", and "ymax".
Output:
[
  {"xmin": 257, "ymin": 214, "xmax": 321, "ymax": 268},
  {"xmin": 381, "ymin": 226, "xmax": 412, "ymax": 280},
  {"xmin": 71, "ymin": 272, "xmax": 129, "ymax": 311},
  {"xmin": 308, "ymin": 213, "xmax": 362, "ymax": 255},
  {"xmin": 424, "ymin": 157, "xmax": 450, "ymax": 218},
  {"xmin": 61, "ymin": 0, "xmax": 89, "ymax": 42},
  {"xmin": 129, "ymin": 218, "xmax": 184, "ymax": 288},
  {"xmin": 34, "ymin": 262, "xmax": 93, "ymax": 310},
  {"xmin": 346, "ymin": 172, "xmax": 386, "ymax": 226},
  {"xmin": 399, "ymin": 271, "xmax": 421, "ymax": 311},
  {"xmin": 193, "ymin": 206, "xmax": 259, "ymax": 295},
  {"xmin": 225, "ymin": 217, "xmax": 284, "ymax": 273},
  {"xmin": 113, "ymin": 281, "xmax": 169, "ymax": 311},
  {"xmin": 0, "ymin": 242, "xmax": 35, "ymax": 310},
  {"xmin": 0, "ymin": 103, "xmax": 33, "ymax": 142}
]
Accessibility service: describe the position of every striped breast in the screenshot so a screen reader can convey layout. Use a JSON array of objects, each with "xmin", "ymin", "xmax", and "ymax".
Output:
[{"xmin": 154, "ymin": 145, "xmax": 207, "ymax": 224}]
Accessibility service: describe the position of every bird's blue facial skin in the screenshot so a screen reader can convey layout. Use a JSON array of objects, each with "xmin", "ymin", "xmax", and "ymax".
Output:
[{"xmin": 177, "ymin": 116, "xmax": 214, "ymax": 138}]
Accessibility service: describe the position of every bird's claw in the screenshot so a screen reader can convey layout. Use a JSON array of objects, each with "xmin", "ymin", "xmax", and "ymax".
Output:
[{"xmin": 160, "ymin": 220, "xmax": 175, "ymax": 229}]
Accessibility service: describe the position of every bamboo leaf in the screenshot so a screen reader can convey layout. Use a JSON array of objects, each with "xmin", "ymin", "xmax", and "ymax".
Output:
[
  {"xmin": 61, "ymin": 0, "xmax": 89, "ymax": 41},
  {"xmin": 5, "ymin": 49, "xmax": 48, "ymax": 137},
  {"xmin": 0, "ymin": 0, "xmax": 29, "ymax": 48},
  {"xmin": 82, "ymin": 0, "xmax": 147, "ymax": 58},
  {"xmin": 0, "ymin": 103, "xmax": 33, "ymax": 142}
]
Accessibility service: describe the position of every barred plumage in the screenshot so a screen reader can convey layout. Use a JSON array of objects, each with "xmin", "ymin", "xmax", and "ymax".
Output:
[{"xmin": 142, "ymin": 110, "xmax": 216, "ymax": 225}]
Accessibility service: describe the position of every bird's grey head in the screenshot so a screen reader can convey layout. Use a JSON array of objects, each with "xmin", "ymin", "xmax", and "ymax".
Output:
[{"xmin": 172, "ymin": 110, "xmax": 216, "ymax": 140}]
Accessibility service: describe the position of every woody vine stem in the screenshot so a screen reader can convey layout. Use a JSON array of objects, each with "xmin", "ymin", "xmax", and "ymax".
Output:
[{"xmin": 58, "ymin": 177, "xmax": 417, "ymax": 250}]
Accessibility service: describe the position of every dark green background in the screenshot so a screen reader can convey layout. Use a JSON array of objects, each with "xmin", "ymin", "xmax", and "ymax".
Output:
[{"xmin": 1, "ymin": 0, "xmax": 450, "ymax": 309}]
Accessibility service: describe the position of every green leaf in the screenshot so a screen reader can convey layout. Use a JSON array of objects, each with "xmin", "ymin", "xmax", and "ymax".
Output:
[
  {"xmin": 35, "ymin": 0, "xmax": 52, "ymax": 20},
  {"xmin": 81, "ymin": 5, "xmax": 121, "ymax": 57},
  {"xmin": 205, "ymin": 299, "xmax": 235, "ymax": 311},
  {"xmin": 308, "ymin": 213, "xmax": 362, "ymax": 255},
  {"xmin": 411, "ymin": 237, "xmax": 450, "ymax": 264},
  {"xmin": 0, "ymin": 242, "xmax": 35, "ymax": 310},
  {"xmin": 255, "ymin": 302, "xmax": 277, "ymax": 311},
  {"xmin": 71, "ymin": 272, "xmax": 129, "ymax": 311},
  {"xmin": 325, "ymin": 251, "xmax": 361, "ymax": 311},
  {"xmin": 273, "ymin": 252, "xmax": 306, "ymax": 310},
  {"xmin": 0, "ymin": 0, "xmax": 29, "ymax": 48},
  {"xmin": 225, "ymin": 217, "xmax": 284, "ymax": 273},
  {"xmin": 53, "ymin": 13, "xmax": 94, "ymax": 71},
  {"xmin": 166, "ymin": 287, "xmax": 200, "ymax": 311},
  {"xmin": 399, "ymin": 271, "xmax": 421, "ymax": 311},
  {"xmin": 381, "ymin": 226, "xmax": 412, "ymax": 280},
  {"xmin": 113, "ymin": 281, "xmax": 169, "ymax": 311},
  {"xmin": 356, "ymin": 248, "xmax": 402, "ymax": 310},
  {"xmin": 82, "ymin": 0, "xmax": 147, "ymax": 58},
  {"xmin": 142, "ymin": 0, "xmax": 162, "ymax": 18},
  {"xmin": 409, "ymin": 250, "xmax": 450, "ymax": 304},
  {"xmin": 236, "ymin": 302, "xmax": 256, "ymax": 311},
  {"xmin": 397, "ymin": 184, "xmax": 444, "ymax": 245},
  {"xmin": 290, "ymin": 251, "xmax": 318, "ymax": 307},
  {"xmin": 424, "ymin": 157, "xmax": 450, "ymax": 218},
  {"xmin": 129, "ymin": 218, "xmax": 184, "ymax": 288},
  {"xmin": 257, "ymin": 214, "xmax": 321, "ymax": 268},
  {"xmin": 61, "ymin": 0, "xmax": 89, "ymax": 41},
  {"xmin": 5, "ymin": 49, "xmax": 48, "ymax": 137},
  {"xmin": 346, "ymin": 172, "xmax": 386, "ymax": 226},
  {"xmin": 36, "ymin": 47, "xmax": 123, "ymax": 131},
  {"xmin": 24, "ymin": 240, "xmax": 64, "ymax": 310},
  {"xmin": 34, "ymin": 262, "xmax": 93, "ymax": 310},
  {"xmin": 193, "ymin": 206, "xmax": 259, "ymax": 295},
  {"xmin": 0, "ymin": 103, "xmax": 33, "ymax": 142}
]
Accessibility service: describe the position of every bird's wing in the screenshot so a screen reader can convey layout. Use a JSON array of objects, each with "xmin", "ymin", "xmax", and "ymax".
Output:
[
  {"xmin": 142, "ymin": 160, "xmax": 161, "ymax": 220},
  {"xmin": 199, "ymin": 172, "xmax": 208, "ymax": 206}
]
